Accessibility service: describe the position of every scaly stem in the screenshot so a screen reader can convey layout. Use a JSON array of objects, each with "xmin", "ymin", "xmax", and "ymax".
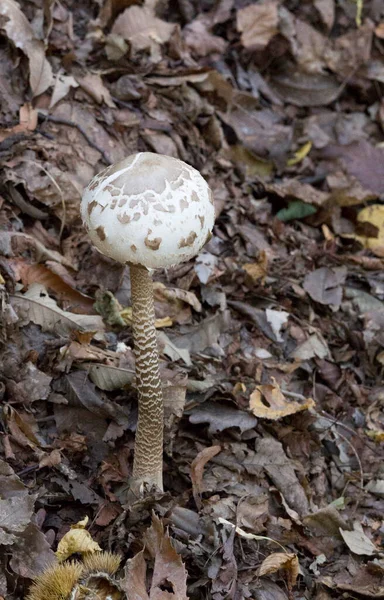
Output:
[{"xmin": 130, "ymin": 264, "xmax": 164, "ymax": 491}]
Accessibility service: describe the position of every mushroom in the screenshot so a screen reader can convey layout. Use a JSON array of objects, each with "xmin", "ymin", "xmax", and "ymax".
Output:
[{"xmin": 81, "ymin": 152, "xmax": 215, "ymax": 492}]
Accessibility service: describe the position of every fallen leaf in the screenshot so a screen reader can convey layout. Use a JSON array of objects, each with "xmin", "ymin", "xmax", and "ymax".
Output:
[
  {"xmin": 11, "ymin": 283, "xmax": 105, "ymax": 337},
  {"xmin": 347, "ymin": 205, "xmax": 384, "ymax": 257},
  {"xmin": 237, "ymin": 2, "xmax": 278, "ymax": 49},
  {"xmin": 291, "ymin": 333, "xmax": 330, "ymax": 360},
  {"xmin": 321, "ymin": 142, "xmax": 384, "ymax": 196},
  {"xmin": 0, "ymin": 103, "xmax": 38, "ymax": 142},
  {"xmin": 0, "ymin": 495, "xmax": 36, "ymax": 545},
  {"xmin": 184, "ymin": 18, "xmax": 227, "ymax": 57},
  {"xmin": 276, "ymin": 200, "xmax": 317, "ymax": 222},
  {"xmin": 254, "ymin": 437, "xmax": 310, "ymax": 516},
  {"xmin": 49, "ymin": 72, "xmax": 79, "ymax": 108},
  {"xmin": 258, "ymin": 552, "xmax": 299, "ymax": 586},
  {"xmin": 55, "ymin": 371, "xmax": 130, "ymax": 428},
  {"xmin": 0, "ymin": 231, "xmax": 74, "ymax": 267},
  {"xmin": 265, "ymin": 179, "xmax": 329, "ymax": 206},
  {"xmin": 189, "ymin": 402, "xmax": 257, "ymax": 434},
  {"xmin": 339, "ymin": 522, "xmax": 377, "ymax": 556},
  {"xmin": 158, "ymin": 331, "xmax": 191, "ymax": 366},
  {"xmin": 303, "ymin": 266, "xmax": 347, "ymax": 309},
  {"xmin": 287, "ymin": 141, "xmax": 312, "ymax": 166},
  {"xmin": 191, "ymin": 445, "xmax": 221, "ymax": 509},
  {"xmin": 56, "ymin": 517, "xmax": 102, "ymax": 561},
  {"xmin": 86, "ymin": 363, "xmax": 134, "ymax": 391},
  {"xmin": 112, "ymin": 3, "xmax": 175, "ymax": 63},
  {"xmin": 243, "ymin": 252, "xmax": 269, "ymax": 285},
  {"xmin": 76, "ymin": 73, "xmax": 116, "ymax": 108},
  {"xmin": 9, "ymin": 523, "xmax": 56, "ymax": 578},
  {"xmin": 270, "ymin": 70, "xmax": 341, "ymax": 107},
  {"xmin": 265, "ymin": 309, "xmax": 289, "ymax": 343},
  {"xmin": 0, "ymin": 0, "xmax": 53, "ymax": 96},
  {"xmin": 250, "ymin": 378, "xmax": 314, "ymax": 420},
  {"xmin": 20, "ymin": 264, "xmax": 95, "ymax": 314},
  {"xmin": 121, "ymin": 514, "xmax": 188, "ymax": 599},
  {"xmin": 145, "ymin": 515, "xmax": 188, "ymax": 600}
]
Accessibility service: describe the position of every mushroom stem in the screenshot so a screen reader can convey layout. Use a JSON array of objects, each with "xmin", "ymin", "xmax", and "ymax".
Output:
[{"xmin": 130, "ymin": 264, "xmax": 164, "ymax": 491}]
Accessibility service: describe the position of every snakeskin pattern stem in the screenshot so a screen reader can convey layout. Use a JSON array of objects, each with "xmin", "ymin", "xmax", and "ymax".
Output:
[{"xmin": 130, "ymin": 264, "xmax": 164, "ymax": 491}]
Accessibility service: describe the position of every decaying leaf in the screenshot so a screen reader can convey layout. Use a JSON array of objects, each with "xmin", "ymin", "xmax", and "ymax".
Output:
[
  {"xmin": 0, "ymin": 0, "xmax": 53, "ymax": 96},
  {"xmin": 250, "ymin": 378, "xmax": 314, "ymax": 420},
  {"xmin": 0, "ymin": 495, "xmax": 36, "ymax": 545},
  {"xmin": 189, "ymin": 402, "xmax": 257, "ymax": 434},
  {"xmin": 303, "ymin": 266, "xmax": 347, "ymax": 309},
  {"xmin": 258, "ymin": 552, "xmax": 299, "ymax": 586},
  {"xmin": 346, "ymin": 205, "xmax": 384, "ymax": 257},
  {"xmin": 11, "ymin": 284, "xmax": 105, "ymax": 337},
  {"xmin": 112, "ymin": 2, "xmax": 175, "ymax": 62},
  {"xmin": 191, "ymin": 445, "xmax": 221, "ymax": 508},
  {"xmin": 56, "ymin": 516, "xmax": 102, "ymax": 561},
  {"xmin": 76, "ymin": 73, "xmax": 116, "ymax": 107},
  {"xmin": 339, "ymin": 522, "xmax": 377, "ymax": 556},
  {"xmin": 237, "ymin": 2, "xmax": 278, "ymax": 49},
  {"xmin": 121, "ymin": 514, "xmax": 188, "ymax": 599}
]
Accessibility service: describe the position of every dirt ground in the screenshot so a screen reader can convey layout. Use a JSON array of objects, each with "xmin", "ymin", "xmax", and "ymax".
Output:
[{"xmin": 1, "ymin": 0, "xmax": 384, "ymax": 598}]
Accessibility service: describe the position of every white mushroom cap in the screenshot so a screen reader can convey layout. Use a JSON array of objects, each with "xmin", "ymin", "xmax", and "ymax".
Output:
[{"xmin": 81, "ymin": 152, "xmax": 215, "ymax": 269}]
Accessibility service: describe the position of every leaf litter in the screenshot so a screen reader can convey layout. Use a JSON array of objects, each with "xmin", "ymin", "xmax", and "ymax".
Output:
[{"xmin": 1, "ymin": 0, "xmax": 384, "ymax": 597}]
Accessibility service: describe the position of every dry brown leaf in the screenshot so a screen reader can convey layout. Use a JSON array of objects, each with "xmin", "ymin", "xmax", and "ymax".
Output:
[
  {"xmin": 270, "ymin": 70, "xmax": 341, "ymax": 107},
  {"xmin": 243, "ymin": 252, "xmax": 268, "ymax": 285},
  {"xmin": 145, "ymin": 515, "xmax": 188, "ymax": 600},
  {"xmin": 191, "ymin": 445, "xmax": 221, "ymax": 509},
  {"xmin": 11, "ymin": 283, "xmax": 105, "ymax": 337},
  {"xmin": 49, "ymin": 72, "xmax": 78, "ymax": 108},
  {"xmin": 303, "ymin": 266, "xmax": 347, "ymax": 309},
  {"xmin": 0, "ymin": 0, "xmax": 53, "ymax": 96},
  {"xmin": 0, "ymin": 103, "xmax": 37, "ymax": 142},
  {"xmin": 184, "ymin": 18, "xmax": 227, "ymax": 57},
  {"xmin": 258, "ymin": 552, "xmax": 299, "ymax": 586},
  {"xmin": 20, "ymin": 264, "xmax": 95, "ymax": 315},
  {"xmin": 237, "ymin": 2, "xmax": 278, "ymax": 49},
  {"xmin": 121, "ymin": 514, "xmax": 188, "ymax": 599},
  {"xmin": 112, "ymin": 3, "xmax": 175, "ymax": 62},
  {"xmin": 76, "ymin": 73, "xmax": 116, "ymax": 108},
  {"xmin": 250, "ymin": 378, "xmax": 314, "ymax": 420}
]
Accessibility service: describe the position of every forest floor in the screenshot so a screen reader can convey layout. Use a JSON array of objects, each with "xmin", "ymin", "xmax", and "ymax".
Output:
[{"xmin": 1, "ymin": 0, "xmax": 384, "ymax": 598}]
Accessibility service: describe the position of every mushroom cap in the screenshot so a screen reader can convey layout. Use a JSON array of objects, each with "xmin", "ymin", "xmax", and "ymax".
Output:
[{"xmin": 81, "ymin": 152, "xmax": 215, "ymax": 269}]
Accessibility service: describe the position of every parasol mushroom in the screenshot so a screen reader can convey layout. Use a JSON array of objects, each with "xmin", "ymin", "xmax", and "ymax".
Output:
[{"xmin": 81, "ymin": 152, "xmax": 214, "ymax": 492}]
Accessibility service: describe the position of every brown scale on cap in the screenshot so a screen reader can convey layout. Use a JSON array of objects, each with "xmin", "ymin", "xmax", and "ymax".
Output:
[
  {"xmin": 88, "ymin": 200, "xmax": 98, "ymax": 215},
  {"xmin": 118, "ymin": 213, "xmax": 131, "ymax": 224},
  {"xmin": 145, "ymin": 232, "xmax": 162, "ymax": 250},
  {"xmin": 96, "ymin": 225, "xmax": 106, "ymax": 241},
  {"xmin": 178, "ymin": 231, "xmax": 197, "ymax": 248}
]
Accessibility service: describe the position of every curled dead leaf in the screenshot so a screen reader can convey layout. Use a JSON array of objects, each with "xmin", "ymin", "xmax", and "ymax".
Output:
[
  {"xmin": 258, "ymin": 552, "xmax": 299, "ymax": 587},
  {"xmin": 191, "ymin": 445, "xmax": 221, "ymax": 509},
  {"xmin": 0, "ymin": 0, "xmax": 53, "ymax": 96},
  {"xmin": 250, "ymin": 378, "xmax": 314, "ymax": 420},
  {"xmin": 56, "ymin": 516, "xmax": 102, "ymax": 561}
]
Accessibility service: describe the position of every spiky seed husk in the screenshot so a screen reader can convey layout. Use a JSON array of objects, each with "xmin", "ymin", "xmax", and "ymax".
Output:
[
  {"xmin": 26, "ymin": 562, "xmax": 83, "ymax": 600},
  {"xmin": 81, "ymin": 553, "xmax": 121, "ymax": 577}
]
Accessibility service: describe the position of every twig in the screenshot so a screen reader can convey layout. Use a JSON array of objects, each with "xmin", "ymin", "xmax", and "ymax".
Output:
[{"xmin": 37, "ymin": 112, "xmax": 111, "ymax": 165}]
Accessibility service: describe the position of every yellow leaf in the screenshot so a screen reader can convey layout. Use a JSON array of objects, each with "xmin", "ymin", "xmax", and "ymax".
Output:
[
  {"xmin": 243, "ymin": 251, "xmax": 268, "ymax": 285},
  {"xmin": 346, "ymin": 205, "xmax": 384, "ymax": 257},
  {"xmin": 287, "ymin": 141, "xmax": 312, "ymax": 166},
  {"xmin": 250, "ymin": 377, "xmax": 314, "ymax": 420},
  {"xmin": 56, "ymin": 517, "xmax": 102, "ymax": 561},
  {"xmin": 258, "ymin": 552, "xmax": 299, "ymax": 586}
]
